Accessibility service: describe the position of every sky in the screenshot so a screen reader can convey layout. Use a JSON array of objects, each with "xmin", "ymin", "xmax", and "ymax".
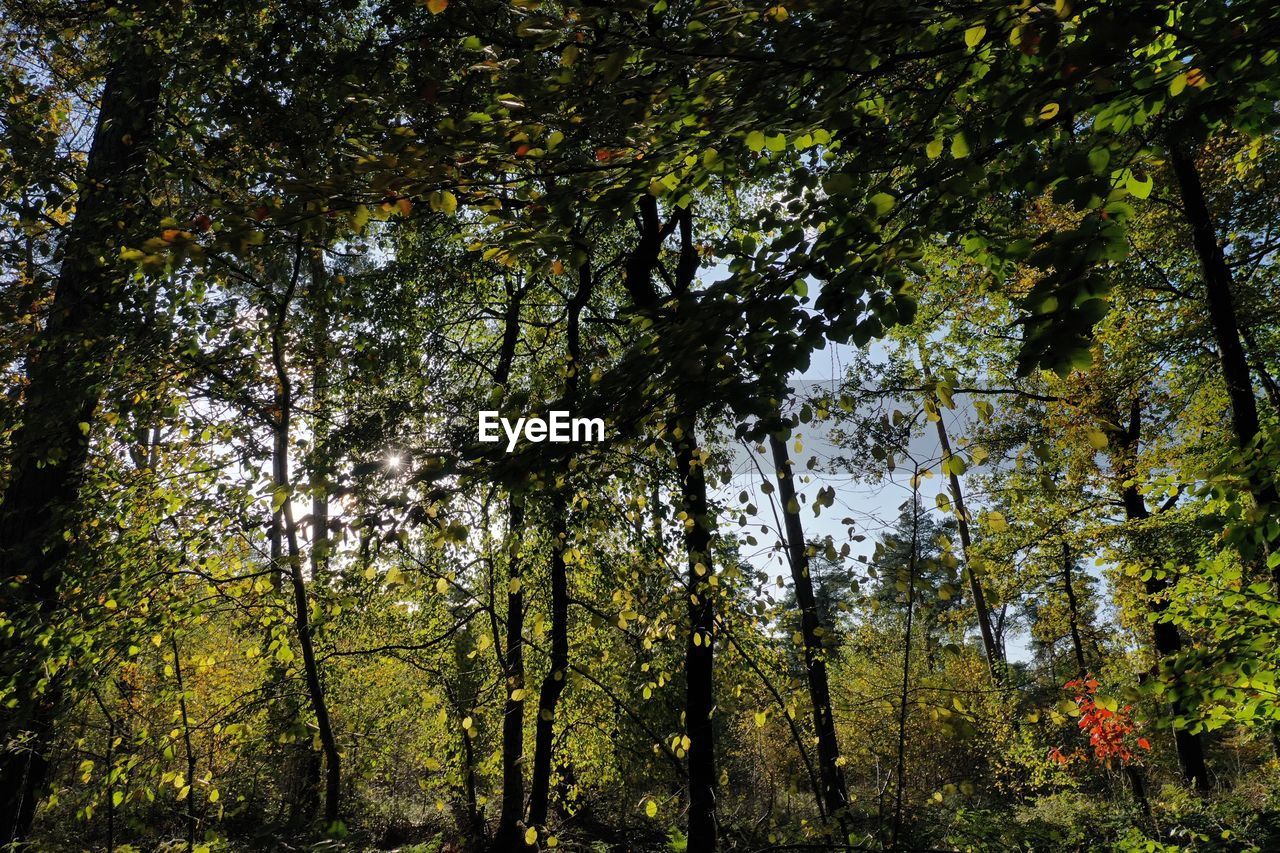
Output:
[{"xmin": 713, "ymin": 339, "xmax": 1038, "ymax": 663}]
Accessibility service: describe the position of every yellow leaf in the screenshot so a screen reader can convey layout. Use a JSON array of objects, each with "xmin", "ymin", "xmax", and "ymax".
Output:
[
  {"xmin": 524, "ymin": 827, "xmax": 538, "ymax": 846},
  {"xmin": 964, "ymin": 25, "xmax": 986, "ymax": 49},
  {"xmin": 645, "ymin": 799, "xmax": 658, "ymax": 818},
  {"xmin": 987, "ymin": 511, "xmax": 1008, "ymax": 533},
  {"xmin": 1038, "ymin": 102, "xmax": 1060, "ymax": 121},
  {"xmin": 925, "ymin": 138, "xmax": 943, "ymax": 159},
  {"xmin": 430, "ymin": 190, "xmax": 458, "ymax": 214},
  {"xmin": 951, "ymin": 133, "xmax": 970, "ymax": 159},
  {"xmin": 1086, "ymin": 428, "xmax": 1109, "ymax": 450}
]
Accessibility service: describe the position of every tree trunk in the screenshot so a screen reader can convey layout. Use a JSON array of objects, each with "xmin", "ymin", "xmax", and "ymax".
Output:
[
  {"xmin": 0, "ymin": 39, "xmax": 162, "ymax": 845},
  {"xmin": 1115, "ymin": 397, "xmax": 1209, "ymax": 791},
  {"xmin": 1061, "ymin": 544, "xmax": 1089, "ymax": 678},
  {"xmin": 919, "ymin": 351, "xmax": 1003, "ymax": 681},
  {"xmin": 676, "ymin": 402, "xmax": 717, "ymax": 853},
  {"xmin": 171, "ymin": 638, "xmax": 199, "ymax": 851},
  {"xmin": 1168, "ymin": 134, "xmax": 1280, "ymax": 585},
  {"xmin": 891, "ymin": 479, "xmax": 922, "ymax": 847},
  {"xmin": 493, "ymin": 498, "xmax": 527, "ymax": 851},
  {"xmin": 308, "ymin": 248, "xmax": 332, "ymax": 584},
  {"xmin": 271, "ymin": 282, "xmax": 343, "ymax": 824},
  {"xmin": 768, "ymin": 431, "xmax": 850, "ymax": 826},
  {"xmin": 492, "ymin": 276, "xmax": 528, "ymax": 851},
  {"xmin": 526, "ymin": 261, "xmax": 591, "ymax": 830},
  {"xmin": 527, "ymin": 499, "xmax": 569, "ymax": 829}
]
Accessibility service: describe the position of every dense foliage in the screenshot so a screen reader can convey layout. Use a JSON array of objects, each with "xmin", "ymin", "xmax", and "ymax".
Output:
[{"xmin": 3, "ymin": 0, "xmax": 1280, "ymax": 850}]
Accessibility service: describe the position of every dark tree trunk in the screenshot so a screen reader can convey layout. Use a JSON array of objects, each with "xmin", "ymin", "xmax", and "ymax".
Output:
[
  {"xmin": 890, "ymin": 479, "xmax": 922, "ymax": 847},
  {"xmin": 492, "ymin": 276, "xmax": 528, "ymax": 851},
  {"xmin": 493, "ymin": 498, "xmax": 527, "ymax": 851},
  {"xmin": 1061, "ymin": 547, "xmax": 1150, "ymax": 810},
  {"xmin": 308, "ymin": 248, "xmax": 332, "ymax": 584},
  {"xmin": 1115, "ymin": 397, "xmax": 1209, "ymax": 791},
  {"xmin": 1061, "ymin": 544, "xmax": 1089, "ymax": 678},
  {"xmin": 526, "ymin": 499, "xmax": 569, "ymax": 829},
  {"xmin": 271, "ymin": 279, "xmax": 342, "ymax": 825},
  {"xmin": 1168, "ymin": 134, "xmax": 1280, "ymax": 584},
  {"xmin": 526, "ymin": 262, "xmax": 591, "ymax": 830},
  {"xmin": 676, "ymin": 402, "xmax": 717, "ymax": 853},
  {"xmin": 619, "ymin": 199, "xmax": 718, "ymax": 848},
  {"xmin": 1167, "ymin": 136, "xmax": 1264, "ymax": 453},
  {"xmin": 0, "ymin": 39, "xmax": 162, "ymax": 845},
  {"xmin": 919, "ymin": 352, "xmax": 1003, "ymax": 681},
  {"xmin": 171, "ymin": 638, "xmax": 199, "ymax": 851},
  {"xmin": 768, "ymin": 432, "xmax": 849, "ymax": 826}
]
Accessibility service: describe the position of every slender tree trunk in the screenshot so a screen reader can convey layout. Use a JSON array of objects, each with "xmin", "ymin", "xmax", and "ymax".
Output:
[
  {"xmin": 619, "ymin": 199, "xmax": 719, "ymax": 847},
  {"xmin": 0, "ymin": 39, "xmax": 163, "ymax": 845},
  {"xmin": 1168, "ymin": 135, "xmax": 1280, "ymax": 582},
  {"xmin": 171, "ymin": 638, "xmax": 199, "ymax": 851},
  {"xmin": 493, "ymin": 498, "xmax": 527, "ymax": 851},
  {"xmin": 461, "ymin": 725, "xmax": 484, "ymax": 843},
  {"xmin": 676, "ymin": 401, "xmax": 717, "ymax": 852},
  {"xmin": 492, "ymin": 278, "xmax": 528, "ymax": 852},
  {"xmin": 1061, "ymin": 547, "xmax": 1150, "ymax": 811},
  {"xmin": 919, "ymin": 351, "xmax": 1003, "ymax": 681},
  {"xmin": 527, "ymin": 262, "xmax": 591, "ymax": 829},
  {"xmin": 1167, "ymin": 136, "xmax": 1264, "ymax": 453},
  {"xmin": 1115, "ymin": 397, "xmax": 1209, "ymax": 791},
  {"xmin": 768, "ymin": 431, "xmax": 849, "ymax": 826},
  {"xmin": 1061, "ymin": 544, "xmax": 1089, "ymax": 678},
  {"xmin": 891, "ymin": 479, "xmax": 921, "ymax": 847},
  {"xmin": 527, "ymin": 500, "xmax": 569, "ymax": 829},
  {"xmin": 308, "ymin": 248, "xmax": 332, "ymax": 584},
  {"xmin": 271, "ymin": 278, "xmax": 342, "ymax": 824}
]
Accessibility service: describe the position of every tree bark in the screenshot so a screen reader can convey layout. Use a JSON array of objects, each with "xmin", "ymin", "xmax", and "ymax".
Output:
[
  {"xmin": 1115, "ymin": 397, "xmax": 1209, "ymax": 791},
  {"xmin": 308, "ymin": 248, "xmax": 332, "ymax": 584},
  {"xmin": 1061, "ymin": 544, "xmax": 1089, "ymax": 678},
  {"xmin": 890, "ymin": 480, "xmax": 922, "ymax": 847},
  {"xmin": 0, "ymin": 38, "xmax": 163, "ymax": 845},
  {"xmin": 526, "ymin": 261, "xmax": 591, "ymax": 830},
  {"xmin": 768, "ymin": 431, "xmax": 850, "ymax": 826},
  {"xmin": 919, "ymin": 351, "xmax": 1003, "ymax": 681},
  {"xmin": 526, "ymin": 500, "xmax": 569, "ymax": 829},
  {"xmin": 492, "ymin": 276, "xmax": 528, "ymax": 851},
  {"xmin": 271, "ymin": 273, "xmax": 343, "ymax": 824},
  {"xmin": 676, "ymin": 403, "xmax": 717, "ymax": 853},
  {"xmin": 1168, "ymin": 134, "xmax": 1280, "ymax": 587},
  {"xmin": 493, "ymin": 498, "xmax": 527, "ymax": 851}
]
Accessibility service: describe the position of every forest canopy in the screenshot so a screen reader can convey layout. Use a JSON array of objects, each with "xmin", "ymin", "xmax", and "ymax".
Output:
[{"xmin": 3, "ymin": 0, "xmax": 1280, "ymax": 850}]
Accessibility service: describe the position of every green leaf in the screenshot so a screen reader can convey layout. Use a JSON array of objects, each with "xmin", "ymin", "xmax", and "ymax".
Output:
[
  {"xmin": 870, "ymin": 191, "xmax": 895, "ymax": 216},
  {"xmin": 964, "ymin": 25, "xmax": 986, "ymax": 48},
  {"xmin": 745, "ymin": 130, "xmax": 765, "ymax": 152},
  {"xmin": 951, "ymin": 133, "xmax": 970, "ymax": 159},
  {"xmin": 1126, "ymin": 171, "xmax": 1153, "ymax": 199}
]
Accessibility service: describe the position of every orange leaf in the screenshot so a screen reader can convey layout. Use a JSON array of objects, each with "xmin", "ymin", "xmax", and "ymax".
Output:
[{"xmin": 426, "ymin": 0, "xmax": 448, "ymax": 12}]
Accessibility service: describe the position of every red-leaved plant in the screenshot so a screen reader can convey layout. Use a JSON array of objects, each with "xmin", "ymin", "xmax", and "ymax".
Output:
[{"xmin": 1048, "ymin": 676, "xmax": 1151, "ymax": 768}]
